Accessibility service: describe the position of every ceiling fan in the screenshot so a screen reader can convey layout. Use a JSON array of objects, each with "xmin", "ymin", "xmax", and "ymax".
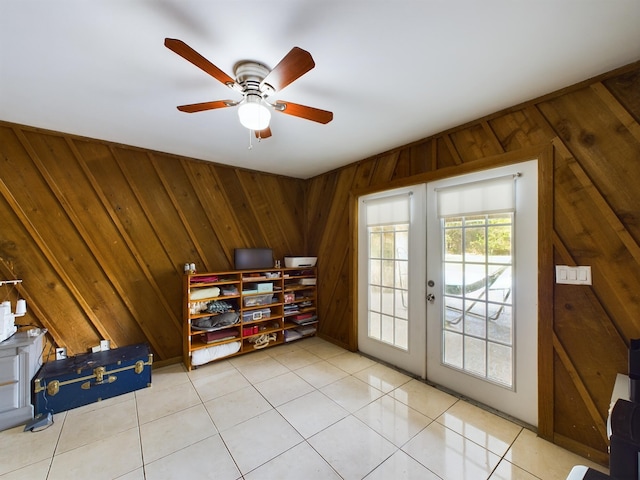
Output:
[{"xmin": 164, "ymin": 38, "xmax": 333, "ymax": 139}]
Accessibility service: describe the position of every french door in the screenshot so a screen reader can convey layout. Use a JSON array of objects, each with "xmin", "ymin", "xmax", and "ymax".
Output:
[
  {"xmin": 425, "ymin": 160, "xmax": 538, "ymax": 426},
  {"xmin": 357, "ymin": 160, "xmax": 538, "ymax": 426},
  {"xmin": 357, "ymin": 185, "xmax": 427, "ymax": 378}
]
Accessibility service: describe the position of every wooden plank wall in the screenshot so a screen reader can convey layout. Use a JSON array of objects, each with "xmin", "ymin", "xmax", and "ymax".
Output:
[
  {"xmin": 308, "ymin": 61, "xmax": 640, "ymax": 463},
  {"xmin": 0, "ymin": 128, "xmax": 306, "ymax": 364}
]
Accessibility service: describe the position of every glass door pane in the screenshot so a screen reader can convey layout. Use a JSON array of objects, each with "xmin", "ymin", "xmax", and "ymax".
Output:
[
  {"xmin": 367, "ymin": 224, "xmax": 409, "ymax": 350},
  {"xmin": 441, "ymin": 213, "xmax": 514, "ymax": 387}
]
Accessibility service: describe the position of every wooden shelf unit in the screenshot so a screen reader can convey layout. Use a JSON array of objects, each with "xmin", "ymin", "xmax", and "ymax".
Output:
[{"xmin": 183, "ymin": 267, "xmax": 317, "ymax": 370}]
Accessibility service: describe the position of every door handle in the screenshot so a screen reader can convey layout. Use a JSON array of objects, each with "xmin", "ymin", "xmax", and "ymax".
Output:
[{"xmin": 426, "ymin": 293, "xmax": 435, "ymax": 304}]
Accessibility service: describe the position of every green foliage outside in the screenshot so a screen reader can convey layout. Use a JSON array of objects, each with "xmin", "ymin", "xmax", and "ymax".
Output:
[{"xmin": 444, "ymin": 214, "xmax": 512, "ymax": 257}]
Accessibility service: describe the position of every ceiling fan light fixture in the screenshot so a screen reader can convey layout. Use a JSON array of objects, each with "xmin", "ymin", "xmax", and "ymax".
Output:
[{"xmin": 237, "ymin": 94, "xmax": 271, "ymax": 131}]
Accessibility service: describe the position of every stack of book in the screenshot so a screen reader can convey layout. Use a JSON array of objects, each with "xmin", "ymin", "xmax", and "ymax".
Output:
[{"xmin": 290, "ymin": 313, "xmax": 317, "ymax": 325}]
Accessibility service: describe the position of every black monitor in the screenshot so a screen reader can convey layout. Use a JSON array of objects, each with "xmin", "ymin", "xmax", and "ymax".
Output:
[{"xmin": 234, "ymin": 248, "xmax": 273, "ymax": 270}]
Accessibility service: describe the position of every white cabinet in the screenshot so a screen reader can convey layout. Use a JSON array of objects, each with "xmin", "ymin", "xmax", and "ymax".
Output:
[{"xmin": 0, "ymin": 330, "xmax": 45, "ymax": 430}]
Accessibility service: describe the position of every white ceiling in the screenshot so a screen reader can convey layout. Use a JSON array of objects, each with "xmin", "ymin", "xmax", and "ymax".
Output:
[{"xmin": 1, "ymin": 1, "xmax": 639, "ymax": 179}]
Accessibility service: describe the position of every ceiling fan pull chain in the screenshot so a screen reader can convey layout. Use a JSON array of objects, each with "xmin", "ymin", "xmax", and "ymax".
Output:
[{"xmin": 248, "ymin": 128, "xmax": 253, "ymax": 150}]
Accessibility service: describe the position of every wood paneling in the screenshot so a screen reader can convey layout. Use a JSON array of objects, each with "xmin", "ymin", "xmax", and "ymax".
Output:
[
  {"xmin": 308, "ymin": 61, "xmax": 640, "ymax": 464},
  {"xmin": 1, "ymin": 60, "xmax": 638, "ymax": 464},
  {"xmin": 0, "ymin": 126, "xmax": 306, "ymax": 362}
]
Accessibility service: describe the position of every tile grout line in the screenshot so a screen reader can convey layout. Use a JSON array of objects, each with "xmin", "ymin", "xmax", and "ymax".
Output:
[
  {"xmin": 228, "ymin": 345, "xmax": 349, "ymax": 477},
  {"xmin": 187, "ymin": 361, "xmax": 245, "ymax": 479},
  {"xmin": 42, "ymin": 340, "xmax": 544, "ymax": 477},
  {"xmin": 133, "ymin": 389, "xmax": 147, "ymax": 479},
  {"xmin": 0, "ymin": 338, "xmax": 591, "ymax": 479},
  {"xmin": 206, "ymin": 341, "xmax": 388, "ymax": 478}
]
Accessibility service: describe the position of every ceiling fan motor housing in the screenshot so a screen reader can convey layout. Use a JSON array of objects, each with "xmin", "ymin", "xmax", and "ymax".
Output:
[
  {"xmin": 234, "ymin": 61, "xmax": 274, "ymax": 98},
  {"xmin": 234, "ymin": 62, "xmax": 273, "ymax": 131}
]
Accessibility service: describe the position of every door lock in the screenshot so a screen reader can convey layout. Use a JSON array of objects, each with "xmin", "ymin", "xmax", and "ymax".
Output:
[{"xmin": 426, "ymin": 293, "xmax": 435, "ymax": 304}]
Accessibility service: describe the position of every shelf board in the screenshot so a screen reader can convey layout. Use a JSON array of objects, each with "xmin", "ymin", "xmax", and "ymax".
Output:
[{"xmin": 190, "ymin": 280, "xmax": 240, "ymax": 287}]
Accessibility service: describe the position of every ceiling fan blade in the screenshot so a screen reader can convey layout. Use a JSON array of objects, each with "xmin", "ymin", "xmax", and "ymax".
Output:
[
  {"xmin": 261, "ymin": 47, "xmax": 315, "ymax": 92},
  {"xmin": 177, "ymin": 100, "xmax": 236, "ymax": 113},
  {"xmin": 274, "ymin": 101, "xmax": 333, "ymax": 124},
  {"xmin": 164, "ymin": 38, "xmax": 235, "ymax": 87},
  {"xmin": 255, "ymin": 127, "xmax": 272, "ymax": 139}
]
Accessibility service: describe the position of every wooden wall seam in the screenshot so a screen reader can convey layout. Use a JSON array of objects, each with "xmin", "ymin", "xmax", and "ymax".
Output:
[
  {"xmin": 148, "ymin": 153, "xmax": 210, "ymax": 272},
  {"xmin": 66, "ymin": 138, "xmax": 181, "ymax": 356},
  {"xmin": 15, "ymin": 131, "xmax": 114, "ymax": 344},
  {"xmin": 112, "ymin": 148, "xmax": 181, "ymax": 277},
  {"xmin": 552, "ymin": 332, "xmax": 608, "ymax": 442}
]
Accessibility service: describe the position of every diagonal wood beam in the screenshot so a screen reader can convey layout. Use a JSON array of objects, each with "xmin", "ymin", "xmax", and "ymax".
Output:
[
  {"xmin": 590, "ymin": 82, "xmax": 640, "ymax": 144},
  {"xmin": 552, "ymin": 138, "xmax": 640, "ymax": 266},
  {"xmin": 12, "ymin": 129, "xmax": 113, "ymax": 344},
  {"xmin": 553, "ymin": 332, "xmax": 608, "ymax": 442},
  {"xmin": 443, "ymin": 134, "xmax": 463, "ymax": 165},
  {"xmin": 149, "ymin": 153, "xmax": 211, "ymax": 273}
]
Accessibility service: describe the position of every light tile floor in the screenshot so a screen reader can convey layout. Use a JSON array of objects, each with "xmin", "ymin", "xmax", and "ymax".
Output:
[{"xmin": 0, "ymin": 337, "xmax": 608, "ymax": 479}]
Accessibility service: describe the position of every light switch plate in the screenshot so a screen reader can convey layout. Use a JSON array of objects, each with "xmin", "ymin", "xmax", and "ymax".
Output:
[
  {"xmin": 556, "ymin": 265, "xmax": 592, "ymax": 285},
  {"xmin": 55, "ymin": 347, "xmax": 67, "ymax": 360},
  {"xmin": 100, "ymin": 339, "xmax": 111, "ymax": 351}
]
